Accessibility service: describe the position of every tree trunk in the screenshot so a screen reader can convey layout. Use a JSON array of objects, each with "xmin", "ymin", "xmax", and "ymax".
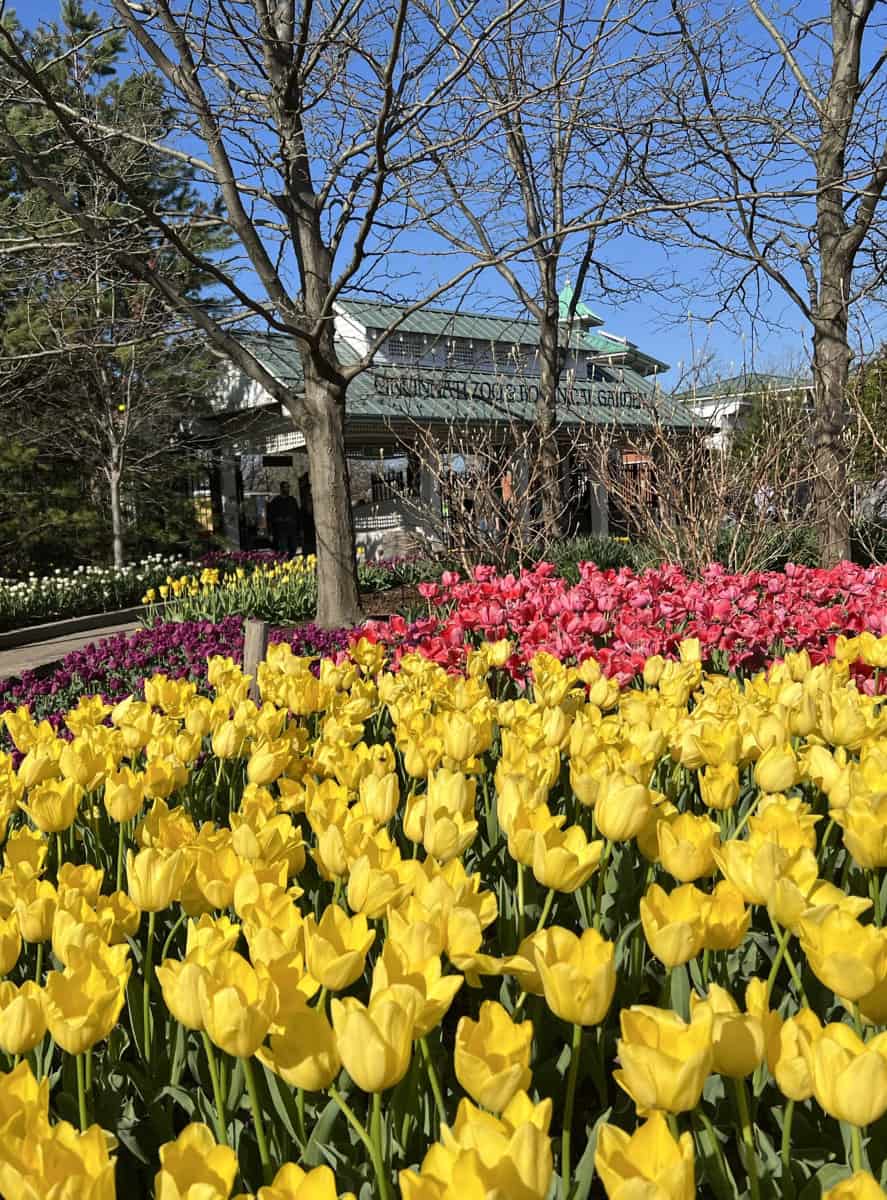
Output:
[
  {"xmin": 299, "ymin": 372, "xmax": 362, "ymax": 628},
  {"xmin": 109, "ymin": 468, "xmax": 124, "ymax": 567},
  {"xmin": 536, "ymin": 311, "xmax": 563, "ymax": 543},
  {"xmin": 812, "ymin": 321, "xmax": 851, "ymax": 565}
]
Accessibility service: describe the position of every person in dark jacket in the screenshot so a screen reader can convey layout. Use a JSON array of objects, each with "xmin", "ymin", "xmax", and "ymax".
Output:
[{"xmin": 267, "ymin": 481, "xmax": 301, "ymax": 555}]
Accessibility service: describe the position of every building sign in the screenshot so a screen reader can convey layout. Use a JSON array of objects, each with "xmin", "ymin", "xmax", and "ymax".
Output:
[{"xmin": 371, "ymin": 371, "xmax": 651, "ymax": 411}]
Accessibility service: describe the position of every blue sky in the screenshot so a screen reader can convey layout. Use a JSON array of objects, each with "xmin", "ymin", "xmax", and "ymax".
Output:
[{"xmin": 18, "ymin": 0, "xmax": 875, "ymax": 387}]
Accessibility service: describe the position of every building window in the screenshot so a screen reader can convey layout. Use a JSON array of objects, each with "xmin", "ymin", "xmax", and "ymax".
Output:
[
  {"xmin": 448, "ymin": 339, "xmax": 474, "ymax": 367},
  {"xmin": 387, "ymin": 332, "xmax": 425, "ymax": 362}
]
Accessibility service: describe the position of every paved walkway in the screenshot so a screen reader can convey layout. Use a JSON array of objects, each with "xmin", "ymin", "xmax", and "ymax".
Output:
[{"xmin": 0, "ymin": 620, "xmax": 141, "ymax": 679}]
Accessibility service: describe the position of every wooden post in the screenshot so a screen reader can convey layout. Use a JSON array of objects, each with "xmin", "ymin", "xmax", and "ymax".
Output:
[{"xmin": 243, "ymin": 618, "xmax": 269, "ymax": 702}]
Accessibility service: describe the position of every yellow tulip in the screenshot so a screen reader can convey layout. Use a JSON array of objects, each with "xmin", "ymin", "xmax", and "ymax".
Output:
[
  {"xmin": 156, "ymin": 955, "xmax": 212, "ymax": 1031},
  {"xmin": 754, "ymin": 744, "xmax": 799, "ymax": 794},
  {"xmin": 595, "ymin": 772, "xmax": 654, "ymax": 841},
  {"xmin": 422, "ymin": 808, "xmax": 478, "ymax": 863},
  {"xmin": 346, "ymin": 851, "xmax": 410, "ymax": 920},
  {"xmin": 640, "ymin": 884, "xmax": 710, "ymax": 968},
  {"xmin": 799, "ymin": 906, "xmax": 887, "ymax": 1000},
  {"xmin": 155, "ymin": 1122, "xmax": 238, "ymax": 1200},
  {"xmin": 426, "ymin": 768, "xmax": 476, "ymax": 818},
  {"xmin": 13, "ymin": 877, "xmax": 56, "ymax": 943},
  {"xmin": 0, "ymin": 912, "xmax": 21, "ymax": 976},
  {"xmin": 835, "ymin": 795, "xmax": 887, "ymax": 869},
  {"xmin": 698, "ymin": 762, "xmax": 740, "ymax": 811},
  {"xmin": 531, "ymin": 824, "xmax": 603, "ymax": 892},
  {"xmin": 43, "ymin": 945, "xmax": 130, "ymax": 1054},
  {"xmin": 454, "ymin": 999, "xmax": 533, "ymax": 1112},
  {"xmin": 713, "ymin": 839, "xmax": 805, "ymax": 908},
  {"xmin": 615, "ymin": 1005, "xmax": 713, "ymax": 1114},
  {"xmin": 199, "ymin": 950, "xmax": 278, "ymax": 1059},
  {"xmin": 211, "ymin": 720, "xmax": 246, "ymax": 759},
  {"xmin": 400, "ymin": 1090, "xmax": 553, "ymax": 1200},
  {"xmin": 21, "ymin": 778, "xmax": 82, "ymax": 834},
  {"xmin": 58, "ymin": 736, "xmax": 107, "ymax": 791},
  {"xmin": 247, "ymin": 739, "xmax": 291, "ymax": 786},
  {"xmin": 97, "ymin": 890, "xmax": 142, "ymax": 944},
  {"xmin": 533, "ymin": 926, "xmax": 616, "ymax": 1026},
  {"xmin": 127, "ymin": 848, "xmax": 188, "ymax": 913},
  {"xmin": 371, "ymin": 940, "xmax": 463, "ymax": 1038},
  {"xmin": 304, "ymin": 905, "xmax": 375, "ymax": 992},
  {"xmin": 657, "ymin": 812, "xmax": 719, "ymax": 882},
  {"xmin": 595, "ymin": 1111, "xmax": 694, "ymax": 1199},
  {"xmin": 823, "ymin": 1172, "xmax": 886, "ymax": 1200},
  {"xmin": 257, "ymin": 993, "xmax": 341, "ymax": 1092},
  {"xmin": 256, "ymin": 1163, "xmax": 356, "ymax": 1200},
  {"xmin": 690, "ymin": 983, "xmax": 765, "ymax": 1078},
  {"xmin": 359, "ymin": 773, "xmax": 400, "ymax": 826},
  {"xmin": 803, "ymin": 1022, "xmax": 887, "ymax": 1126},
  {"xmin": 701, "ymin": 881, "xmax": 751, "ymax": 951},
  {"xmin": 331, "ymin": 983, "xmax": 417, "ymax": 1092},
  {"xmin": 773, "ymin": 1009, "xmax": 821, "ymax": 1101},
  {"xmin": 103, "ymin": 767, "xmax": 145, "ymax": 823},
  {"xmin": 0, "ymin": 980, "xmax": 46, "ymax": 1054},
  {"xmin": 4, "ymin": 827, "xmax": 47, "ymax": 877},
  {"xmin": 17, "ymin": 744, "xmax": 62, "ymax": 791}
]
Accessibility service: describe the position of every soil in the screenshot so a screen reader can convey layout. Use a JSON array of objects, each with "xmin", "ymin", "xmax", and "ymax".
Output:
[{"xmin": 360, "ymin": 583, "xmax": 425, "ymax": 619}]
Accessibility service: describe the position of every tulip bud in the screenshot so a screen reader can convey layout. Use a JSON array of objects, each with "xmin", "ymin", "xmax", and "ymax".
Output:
[
  {"xmin": 127, "ymin": 848, "xmax": 188, "ymax": 913},
  {"xmin": 0, "ymin": 980, "xmax": 46, "ymax": 1055},
  {"xmin": 332, "ymin": 984, "xmax": 417, "ymax": 1093}
]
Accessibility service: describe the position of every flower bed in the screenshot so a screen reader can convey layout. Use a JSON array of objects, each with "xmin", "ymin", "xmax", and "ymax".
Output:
[
  {"xmin": 0, "ymin": 630, "xmax": 885, "ymax": 1196},
  {"xmin": 0, "ymin": 554, "xmax": 197, "ymax": 633},
  {"xmin": 370, "ymin": 560, "xmax": 887, "ymax": 685},
  {"xmin": 0, "ymin": 618, "xmax": 351, "ymax": 730}
]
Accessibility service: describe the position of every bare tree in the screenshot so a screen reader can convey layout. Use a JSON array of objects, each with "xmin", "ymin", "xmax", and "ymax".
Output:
[
  {"xmin": 403, "ymin": 414, "xmax": 576, "ymax": 572},
  {"xmin": 577, "ymin": 392, "xmax": 820, "ymax": 574},
  {"xmin": 406, "ymin": 0, "xmax": 678, "ymax": 545},
  {"xmin": 0, "ymin": 0, "xmax": 535, "ymax": 625},
  {"xmin": 635, "ymin": 0, "xmax": 887, "ymax": 565}
]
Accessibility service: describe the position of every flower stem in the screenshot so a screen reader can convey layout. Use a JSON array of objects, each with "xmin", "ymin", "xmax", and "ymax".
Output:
[
  {"xmin": 781, "ymin": 1099, "xmax": 795, "ymax": 1199},
  {"xmin": 734, "ymin": 1077, "xmax": 761, "ymax": 1200},
  {"xmin": 56, "ymin": 832, "xmax": 64, "ymax": 875},
  {"xmin": 593, "ymin": 841, "xmax": 612, "ymax": 931},
  {"xmin": 516, "ymin": 862, "xmax": 526, "ymax": 945},
  {"xmin": 142, "ymin": 910, "xmax": 156, "ymax": 1065},
  {"xmin": 870, "ymin": 872, "xmax": 883, "ymax": 926},
  {"xmin": 76, "ymin": 1052, "xmax": 88, "ymax": 1131},
  {"xmin": 766, "ymin": 921, "xmax": 792, "ymax": 1003},
  {"xmin": 116, "ymin": 819, "xmax": 126, "ymax": 892},
  {"xmin": 535, "ymin": 887, "xmax": 555, "ymax": 934},
  {"xmin": 330, "ymin": 1085, "xmax": 392, "ymax": 1200},
  {"xmin": 242, "ymin": 1055, "xmax": 273, "ymax": 1185},
  {"xmin": 849, "ymin": 1122, "xmax": 864, "ymax": 1174},
  {"xmin": 561, "ymin": 1023, "xmax": 583, "ymax": 1199},
  {"xmin": 420, "ymin": 1036, "xmax": 447, "ymax": 1128},
  {"xmin": 159, "ymin": 910, "xmax": 188, "ymax": 964},
  {"xmin": 201, "ymin": 1031, "xmax": 227, "ymax": 1145},
  {"xmin": 33, "ymin": 942, "xmax": 43, "ymax": 987}
]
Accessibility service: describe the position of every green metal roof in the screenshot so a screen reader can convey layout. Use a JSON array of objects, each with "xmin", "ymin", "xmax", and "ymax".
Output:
[
  {"xmin": 558, "ymin": 282, "xmax": 603, "ymax": 326},
  {"xmin": 337, "ymin": 297, "xmax": 598, "ymax": 351},
  {"xmin": 235, "ymin": 332, "xmax": 697, "ymax": 430},
  {"xmin": 676, "ymin": 373, "xmax": 810, "ymax": 403}
]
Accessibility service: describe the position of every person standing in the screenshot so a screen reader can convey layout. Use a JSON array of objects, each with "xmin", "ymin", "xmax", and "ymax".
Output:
[{"xmin": 267, "ymin": 481, "xmax": 301, "ymax": 555}]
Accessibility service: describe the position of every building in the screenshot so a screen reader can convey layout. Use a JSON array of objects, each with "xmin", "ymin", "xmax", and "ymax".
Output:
[
  {"xmin": 679, "ymin": 373, "xmax": 811, "ymax": 449},
  {"xmin": 210, "ymin": 288, "xmax": 697, "ymax": 555}
]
